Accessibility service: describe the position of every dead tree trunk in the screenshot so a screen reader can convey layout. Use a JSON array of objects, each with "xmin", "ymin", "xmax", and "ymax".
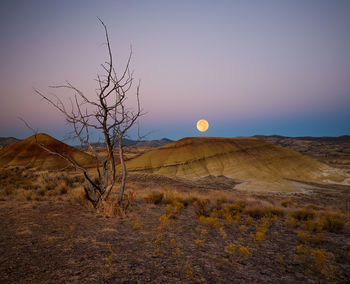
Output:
[{"xmin": 32, "ymin": 19, "xmax": 143, "ymax": 209}]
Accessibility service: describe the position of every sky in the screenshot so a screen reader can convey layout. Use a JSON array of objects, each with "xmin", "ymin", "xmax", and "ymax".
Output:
[{"xmin": 0, "ymin": 0, "xmax": 349, "ymax": 141}]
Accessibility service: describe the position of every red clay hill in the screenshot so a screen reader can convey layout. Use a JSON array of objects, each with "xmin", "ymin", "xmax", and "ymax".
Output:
[{"xmin": 0, "ymin": 133, "xmax": 96, "ymax": 170}]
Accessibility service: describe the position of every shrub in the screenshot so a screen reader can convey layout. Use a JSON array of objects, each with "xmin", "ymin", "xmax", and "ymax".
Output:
[
  {"xmin": 41, "ymin": 173, "xmax": 60, "ymax": 190},
  {"xmin": 69, "ymin": 187, "xmax": 89, "ymax": 206},
  {"xmin": 219, "ymin": 227, "xmax": 227, "ymax": 239},
  {"xmin": 199, "ymin": 215, "xmax": 221, "ymax": 229},
  {"xmin": 132, "ymin": 219, "xmax": 141, "ymax": 230},
  {"xmin": 290, "ymin": 209, "xmax": 315, "ymax": 221},
  {"xmin": 97, "ymin": 193, "xmax": 135, "ymax": 217},
  {"xmin": 180, "ymin": 196, "xmax": 198, "ymax": 206},
  {"xmin": 225, "ymin": 243, "xmax": 236, "ymax": 256},
  {"xmin": 310, "ymin": 249, "xmax": 335, "ymax": 278},
  {"xmin": 164, "ymin": 194, "xmax": 197, "ymax": 207},
  {"xmin": 302, "ymin": 219, "xmax": 323, "ymax": 233},
  {"xmin": 296, "ymin": 230, "xmax": 311, "ymax": 244},
  {"xmin": 60, "ymin": 174, "xmax": 84, "ymax": 187},
  {"xmin": 281, "ymin": 200, "xmax": 295, "ymax": 208},
  {"xmin": 144, "ymin": 191, "xmax": 164, "ymax": 204},
  {"xmin": 238, "ymin": 245, "xmax": 250, "ymax": 257},
  {"xmin": 194, "ymin": 239, "xmax": 203, "ymax": 249},
  {"xmin": 56, "ymin": 182, "xmax": 68, "ymax": 195},
  {"xmin": 216, "ymin": 196, "xmax": 227, "ymax": 206},
  {"xmin": 320, "ymin": 213, "xmax": 345, "ymax": 233},
  {"xmin": 164, "ymin": 201, "xmax": 184, "ymax": 218},
  {"xmin": 245, "ymin": 206, "xmax": 265, "ymax": 219},
  {"xmin": 226, "ymin": 201, "xmax": 247, "ymax": 214},
  {"xmin": 244, "ymin": 206, "xmax": 284, "ymax": 219},
  {"xmin": 193, "ymin": 199, "xmax": 212, "ymax": 217}
]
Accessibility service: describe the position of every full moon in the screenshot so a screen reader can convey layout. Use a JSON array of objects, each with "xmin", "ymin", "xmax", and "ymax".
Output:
[{"xmin": 196, "ymin": 119, "xmax": 209, "ymax": 132}]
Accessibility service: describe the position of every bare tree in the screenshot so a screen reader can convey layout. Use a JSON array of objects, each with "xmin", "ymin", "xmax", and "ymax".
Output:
[{"xmin": 34, "ymin": 19, "xmax": 143, "ymax": 208}]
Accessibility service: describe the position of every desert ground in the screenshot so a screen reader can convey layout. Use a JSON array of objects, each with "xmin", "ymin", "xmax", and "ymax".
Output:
[{"xmin": 0, "ymin": 136, "xmax": 350, "ymax": 283}]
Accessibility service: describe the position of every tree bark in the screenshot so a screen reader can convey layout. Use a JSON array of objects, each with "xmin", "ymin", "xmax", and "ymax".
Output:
[{"xmin": 118, "ymin": 137, "xmax": 127, "ymax": 203}]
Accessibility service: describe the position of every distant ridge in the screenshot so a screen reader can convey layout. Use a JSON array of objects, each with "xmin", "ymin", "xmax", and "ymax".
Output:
[
  {"xmin": 134, "ymin": 138, "xmax": 173, "ymax": 147},
  {"xmin": 254, "ymin": 135, "xmax": 350, "ymax": 142},
  {"xmin": 76, "ymin": 138, "xmax": 173, "ymax": 149},
  {"xmin": 0, "ymin": 133, "xmax": 96, "ymax": 170},
  {"xmin": 123, "ymin": 136, "xmax": 347, "ymax": 192},
  {"xmin": 0, "ymin": 137, "xmax": 20, "ymax": 147}
]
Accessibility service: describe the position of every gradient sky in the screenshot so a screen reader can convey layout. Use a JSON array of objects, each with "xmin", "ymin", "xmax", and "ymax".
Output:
[{"xmin": 1, "ymin": 0, "xmax": 349, "ymax": 141}]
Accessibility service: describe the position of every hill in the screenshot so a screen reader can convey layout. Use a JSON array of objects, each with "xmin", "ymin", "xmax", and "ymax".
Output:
[
  {"xmin": 123, "ymin": 137, "xmax": 347, "ymax": 192},
  {"xmin": 0, "ymin": 133, "xmax": 96, "ymax": 170},
  {"xmin": 255, "ymin": 135, "xmax": 350, "ymax": 169}
]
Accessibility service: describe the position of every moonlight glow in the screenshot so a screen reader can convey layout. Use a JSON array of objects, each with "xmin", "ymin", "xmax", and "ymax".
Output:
[{"xmin": 196, "ymin": 119, "xmax": 209, "ymax": 132}]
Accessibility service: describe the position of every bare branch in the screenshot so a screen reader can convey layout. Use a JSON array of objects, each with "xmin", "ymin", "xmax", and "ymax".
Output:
[{"xmin": 30, "ymin": 19, "xmax": 144, "ymax": 208}]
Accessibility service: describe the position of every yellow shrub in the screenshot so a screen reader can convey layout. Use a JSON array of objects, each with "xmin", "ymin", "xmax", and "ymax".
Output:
[
  {"xmin": 200, "ymin": 229, "xmax": 208, "ymax": 238},
  {"xmin": 290, "ymin": 209, "xmax": 315, "ymax": 221},
  {"xmin": 254, "ymin": 231, "xmax": 266, "ymax": 242},
  {"xmin": 310, "ymin": 249, "xmax": 335, "ymax": 277},
  {"xmin": 132, "ymin": 219, "xmax": 140, "ymax": 230},
  {"xmin": 219, "ymin": 227, "xmax": 227, "ymax": 239},
  {"xmin": 159, "ymin": 214, "xmax": 170, "ymax": 226},
  {"xmin": 245, "ymin": 216, "xmax": 253, "ymax": 225},
  {"xmin": 296, "ymin": 244, "xmax": 307, "ymax": 255},
  {"xmin": 238, "ymin": 245, "xmax": 250, "ymax": 257},
  {"xmin": 320, "ymin": 213, "xmax": 345, "ymax": 233},
  {"xmin": 165, "ymin": 201, "xmax": 184, "ymax": 218},
  {"xmin": 194, "ymin": 239, "xmax": 203, "ymax": 249},
  {"xmin": 172, "ymin": 247, "xmax": 181, "ymax": 258},
  {"xmin": 199, "ymin": 215, "xmax": 221, "ymax": 229},
  {"xmin": 296, "ymin": 230, "xmax": 311, "ymax": 244},
  {"xmin": 238, "ymin": 225, "xmax": 246, "ymax": 232},
  {"xmin": 225, "ymin": 243, "xmax": 236, "ymax": 255},
  {"xmin": 285, "ymin": 216, "xmax": 298, "ymax": 228}
]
